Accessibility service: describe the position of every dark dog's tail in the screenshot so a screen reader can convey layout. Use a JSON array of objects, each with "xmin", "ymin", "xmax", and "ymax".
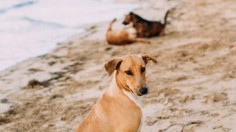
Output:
[
  {"xmin": 163, "ymin": 10, "xmax": 170, "ymax": 27},
  {"xmin": 107, "ymin": 18, "xmax": 117, "ymax": 32}
]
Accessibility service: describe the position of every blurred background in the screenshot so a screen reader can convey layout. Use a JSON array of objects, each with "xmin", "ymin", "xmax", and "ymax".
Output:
[
  {"xmin": 1, "ymin": 0, "xmax": 236, "ymax": 131},
  {"xmin": 0, "ymin": 0, "xmax": 139, "ymax": 71}
]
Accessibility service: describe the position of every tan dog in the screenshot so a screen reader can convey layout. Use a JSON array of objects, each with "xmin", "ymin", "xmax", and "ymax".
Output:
[
  {"xmin": 106, "ymin": 18, "xmax": 150, "ymax": 45},
  {"xmin": 75, "ymin": 54, "xmax": 157, "ymax": 132}
]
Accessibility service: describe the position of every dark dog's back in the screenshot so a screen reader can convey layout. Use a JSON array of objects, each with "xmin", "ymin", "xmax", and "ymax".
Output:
[{"xmin": 123, "ymin": 11, "xmax": 169, "ymax": 38}]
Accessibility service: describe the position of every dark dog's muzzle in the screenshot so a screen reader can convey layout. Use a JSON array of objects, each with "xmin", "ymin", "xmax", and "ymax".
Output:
[{"xmin": 122, "ymin": 21, "xmax": 128, "ymax": 25}]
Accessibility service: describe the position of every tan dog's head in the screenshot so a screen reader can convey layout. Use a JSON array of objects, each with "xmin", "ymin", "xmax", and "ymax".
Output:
[{"xmin": 104, "ymin": 54, "xmax": 157, "ymax": 96}]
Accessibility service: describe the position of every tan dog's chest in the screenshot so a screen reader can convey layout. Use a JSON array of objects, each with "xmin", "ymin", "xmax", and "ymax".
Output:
[
  {"xmin": 99, "ymin": 93, "xmax": 142, "ymax": 131},
  {"xmin": 76, "ymin": 92, "xmax": 142, "ymax": 132}
]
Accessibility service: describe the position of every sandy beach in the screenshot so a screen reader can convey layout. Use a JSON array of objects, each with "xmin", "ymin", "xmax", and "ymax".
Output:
[{"xmin": 0, "ymin": 0, "xmax": 236, "ymax": 131}]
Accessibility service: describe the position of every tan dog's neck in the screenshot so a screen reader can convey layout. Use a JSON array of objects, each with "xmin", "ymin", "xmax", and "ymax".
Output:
[
  {"xmin": 107, "ymin": 71, "xmax": 141, "ymax": 109},
  {"xmin": 108, "ymin": 71, "xmax": 128, "ymax": 96}
]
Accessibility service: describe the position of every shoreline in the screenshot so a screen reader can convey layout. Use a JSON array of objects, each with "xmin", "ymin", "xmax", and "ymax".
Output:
[
  {"xmin": 1, "ymin": 0, "xmax": 236, "ymax": 131},
  {"xmin": 0, "ymin": 0, "xmax": 140, "ymax": 72}
]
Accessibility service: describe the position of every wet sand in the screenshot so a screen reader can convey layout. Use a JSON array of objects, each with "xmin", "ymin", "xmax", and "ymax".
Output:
[{"xmin": 0, "ymin": 0, "xmax": 236, "ymax": 131}]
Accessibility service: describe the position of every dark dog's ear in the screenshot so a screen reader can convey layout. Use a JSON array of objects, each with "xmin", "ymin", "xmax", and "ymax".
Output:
[
  {"xmin": 130, "ymin": 12, "xmax": 134, "ymax": 15},
  {"xmin": 140, "ymin": 53, "xmax": 157, "ymax": 64},
  {"xmin": 104, "ymin": 58, "xmax": 122, "ymax": 76}
]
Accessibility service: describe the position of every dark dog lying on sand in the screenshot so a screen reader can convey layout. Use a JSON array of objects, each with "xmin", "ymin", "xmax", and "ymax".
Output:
[{"xmin": 123, "ymin": 10, "xmax": 170, "ymax": 38}]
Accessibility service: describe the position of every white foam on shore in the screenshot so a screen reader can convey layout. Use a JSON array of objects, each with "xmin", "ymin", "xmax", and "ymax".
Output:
[{"xmin": 0, "ymin": 0, "xmax": 139, "ymax": 71}]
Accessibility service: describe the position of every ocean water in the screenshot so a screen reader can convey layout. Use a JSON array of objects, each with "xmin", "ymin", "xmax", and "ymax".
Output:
[{"xmin": 0, "ymin": 0, "xmax": 139, "ymax": 71}]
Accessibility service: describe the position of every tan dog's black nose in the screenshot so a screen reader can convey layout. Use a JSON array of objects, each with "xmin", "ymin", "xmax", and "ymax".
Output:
[{"xmin": 139, "ymin": 87, "xmax": 148, "ymax": 96}]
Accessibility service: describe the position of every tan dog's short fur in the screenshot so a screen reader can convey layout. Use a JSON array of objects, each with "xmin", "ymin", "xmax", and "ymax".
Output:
[
  {"xmin": 75, "ymin": 54, "xmax": 157, "ymax": 132},
  {"xmin": 106, "ymin": 18, "xmax": 150, "ymax": 45}
]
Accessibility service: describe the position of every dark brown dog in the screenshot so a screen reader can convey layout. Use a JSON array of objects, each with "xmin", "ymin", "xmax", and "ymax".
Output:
[
  {"xmin": 123, "ymin": 10, "xmax": 170, "ymax": 38},
  {"xmin": 106, "ymin": 18, "xmax": 150, "ymax": 45}
]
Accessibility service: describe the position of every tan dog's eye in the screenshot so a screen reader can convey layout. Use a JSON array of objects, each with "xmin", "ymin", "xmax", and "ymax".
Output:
[
  {"xmin": 125, "ymin": 70, "xmax": 133, "ymax": 76},
  {"xmin": 141, "ymin": 67, "xmax": 145, "ymax": 73}
]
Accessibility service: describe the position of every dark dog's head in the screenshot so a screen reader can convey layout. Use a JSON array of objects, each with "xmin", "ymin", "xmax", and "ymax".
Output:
[{"xmin": 123, "ymin": 12, "xmax": 135, "ymax": 25}]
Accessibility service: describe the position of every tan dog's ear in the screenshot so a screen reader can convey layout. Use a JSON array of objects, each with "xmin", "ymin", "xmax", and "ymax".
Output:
[
  {"xmin": 140, "ymin": 54, "xmax": 157, "ymax": 64},
  {"xmin": 104, "ymin": 58, "xmax": 122, "ymax": 76}
]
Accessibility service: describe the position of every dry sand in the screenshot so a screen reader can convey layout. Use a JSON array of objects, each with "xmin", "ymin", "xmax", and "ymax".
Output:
[{"xmin": 0, "ymin": 0, "xmax": 236, "ymax": 131}]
